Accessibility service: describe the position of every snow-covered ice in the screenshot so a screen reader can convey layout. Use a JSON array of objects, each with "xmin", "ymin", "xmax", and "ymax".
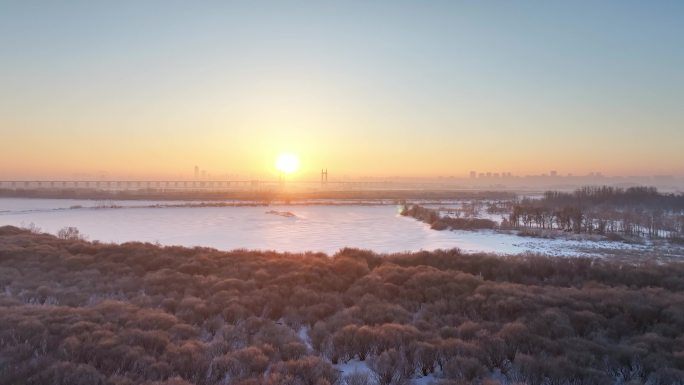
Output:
[{"xmin": 0, "ymin": 198, "xmax": 666, "ymax": 257}]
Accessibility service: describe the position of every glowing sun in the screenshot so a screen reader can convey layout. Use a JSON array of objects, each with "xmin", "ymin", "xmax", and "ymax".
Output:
[{"xmin": 275, "ymin": 153, "xmax": 300, "ymax": 174}]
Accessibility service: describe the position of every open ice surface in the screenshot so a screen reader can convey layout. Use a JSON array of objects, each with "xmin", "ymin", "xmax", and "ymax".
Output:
[{"xmin": 0, "ymin": 198, "xmax": 658, "ymax": 256}]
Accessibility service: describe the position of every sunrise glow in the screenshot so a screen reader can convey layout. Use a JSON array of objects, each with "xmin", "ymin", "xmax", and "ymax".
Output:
[{"xmin": 275, "ymin": 153, "xmax": 300, "ymax": 174}]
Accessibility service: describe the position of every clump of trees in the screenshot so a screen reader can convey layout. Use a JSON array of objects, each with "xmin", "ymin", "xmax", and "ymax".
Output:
[
  {"xmin": 1, "ymin": 226, "xmax": 684, "ymax": 385},
  {"xmin": 56, "ymin": 226, "xmax": 86, "ymax": 240},
  {"xmin": 401, "ymin": 205, "xmax": 496, "ymax": 230},
  {"xmin": 505, "ymin": 186, "xmax": 684, "ymax": 242}
]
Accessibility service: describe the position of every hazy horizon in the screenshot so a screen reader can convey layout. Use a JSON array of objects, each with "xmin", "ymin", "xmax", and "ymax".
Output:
[{"xmin": 2, "ymin": 1, "xmax": 683, "ymax": 180}]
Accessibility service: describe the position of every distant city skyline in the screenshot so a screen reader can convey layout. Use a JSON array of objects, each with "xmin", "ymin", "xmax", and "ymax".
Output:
[
  {"xmin": 1, "ymin": 165, "xmax": 682, "ymax": 183},
  {"xmin": 2, "ymin": 171, "xmax": 683, "ymax": 194}
]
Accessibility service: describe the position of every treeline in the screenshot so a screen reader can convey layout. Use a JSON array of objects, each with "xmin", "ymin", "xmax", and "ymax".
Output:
[
  {"xmin": 401, "ymin": 205, "xmax": 496, "ymax": 230},
  {"xmin": 541, "ymin": 186, "xmax": 684, "ymax": 210},
  {"xmin": 1, "ymin": 226, "xmax": 684, "ymax": 385},
  {"xmin": 507, "ymin": 186, "xmax": 684, "ymax": 240},
  {"xmin": 0, "ymin": 188, "xmax": 514, "ymax": 203}
]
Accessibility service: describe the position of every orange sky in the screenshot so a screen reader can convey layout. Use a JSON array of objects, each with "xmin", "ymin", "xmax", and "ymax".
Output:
[{"xmin": 1, "ymin": 2, "xmax": 683, "ymax": 180}]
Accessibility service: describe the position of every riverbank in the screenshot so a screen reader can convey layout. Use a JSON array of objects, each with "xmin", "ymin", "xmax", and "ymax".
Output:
[{"xmin": 0, "ymin": 188, "xmax": 515, "ymax": 202}]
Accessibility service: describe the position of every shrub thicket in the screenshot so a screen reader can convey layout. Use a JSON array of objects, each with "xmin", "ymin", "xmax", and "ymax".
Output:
[{"xmin": 1, "ymin": 226, "xmax": 683, "ymax": 385}]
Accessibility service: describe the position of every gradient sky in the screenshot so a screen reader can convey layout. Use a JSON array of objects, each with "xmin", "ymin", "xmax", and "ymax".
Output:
[{"xmin": 1, "ymin": 1, "xmax": 683, "ymax": 180}]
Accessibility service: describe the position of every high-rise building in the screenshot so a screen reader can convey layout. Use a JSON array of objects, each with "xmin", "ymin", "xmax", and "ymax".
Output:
[
  {"xmin": 469, "ymin": 171, "xmax": 476, "ymax": 179},
  {"xmin": 194, "ymin": 166, "xmax": 199, "ymax": 180},
  {"xmin": 550, "ymin": 170, "xmax": 557, "ymax": 177}
]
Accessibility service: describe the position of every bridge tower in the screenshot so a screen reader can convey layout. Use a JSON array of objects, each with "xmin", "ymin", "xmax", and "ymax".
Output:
[{"xmin": 321, "ymin": 168, "xmax": 328, "ymax": 186}]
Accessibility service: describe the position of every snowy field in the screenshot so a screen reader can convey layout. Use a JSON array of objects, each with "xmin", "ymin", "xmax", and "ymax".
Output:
[{"xmin": 0, "ymin": 198, "xmax": 669, "ymax": 257}]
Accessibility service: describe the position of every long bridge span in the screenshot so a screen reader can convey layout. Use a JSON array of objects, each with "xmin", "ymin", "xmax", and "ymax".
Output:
[{"xmin": 0, "ymin": 179, "xmax": 395, "ymax": 191}]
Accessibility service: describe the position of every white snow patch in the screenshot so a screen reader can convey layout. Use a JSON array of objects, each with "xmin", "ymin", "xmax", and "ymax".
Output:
[
  {"xmin": 413, "ymin": 373, "xmax": 439, "ymax": 385},
  {"xmin": 335, "ymin": 359, "xmax": 441, "ymax": 385},
  {"xmin": 297, "ymin": 326, "xmax": 313, "ymax": 352},
  {"xmin": 335, "ymin": 358, "xmax": 373, "ymax": 377}
]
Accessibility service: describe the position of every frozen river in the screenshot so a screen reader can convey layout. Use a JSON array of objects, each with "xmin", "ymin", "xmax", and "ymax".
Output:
[{"xmin": 0, "ymin": 198, "xmax": 654, "ymax": 256}]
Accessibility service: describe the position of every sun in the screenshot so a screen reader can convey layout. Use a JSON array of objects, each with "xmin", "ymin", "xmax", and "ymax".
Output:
[{"xmin": 275, "ymin": 153, "xmax": 300, "ymax": 174}]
